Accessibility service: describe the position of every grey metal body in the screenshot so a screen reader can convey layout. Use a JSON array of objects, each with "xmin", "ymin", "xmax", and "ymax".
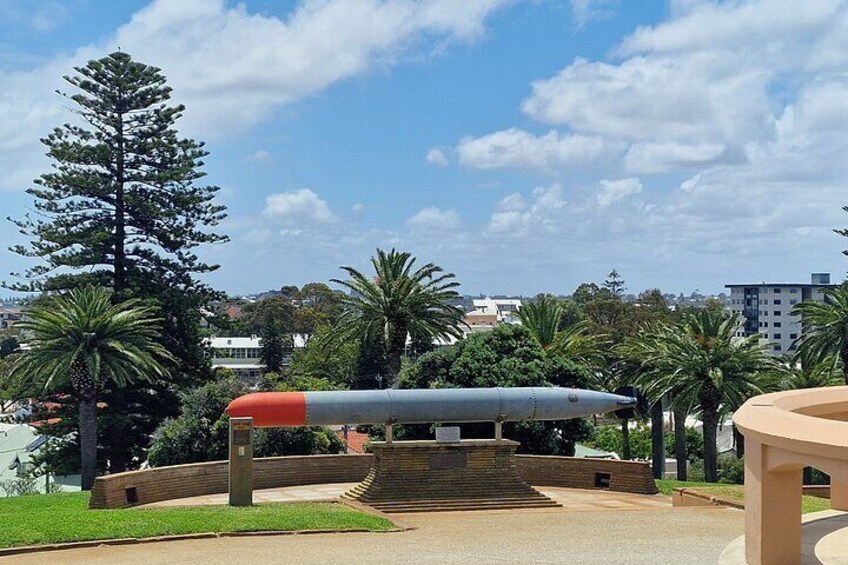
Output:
[{"xmin": 303, "ymin": 387, "xmax": 634, "ymax": 426}]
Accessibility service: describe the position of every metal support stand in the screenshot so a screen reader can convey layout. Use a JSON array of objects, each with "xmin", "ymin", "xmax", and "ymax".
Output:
[{"xmin": 228, "ymin": 417, "xmax": 254, "ymax": 507}]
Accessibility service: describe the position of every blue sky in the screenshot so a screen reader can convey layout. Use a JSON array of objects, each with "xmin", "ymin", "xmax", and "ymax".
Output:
[{"xmin": 1, "ymin": 0, "xmax": 847, "ymax": 297}]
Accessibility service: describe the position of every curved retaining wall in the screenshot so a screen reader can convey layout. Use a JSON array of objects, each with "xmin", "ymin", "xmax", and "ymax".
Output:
[
  {"xmin": 89, "ymin": 454, "xmax": 373, "ymax": 509},
  {"xmin": 90, "ymin": 453, "xmax": 657, "ymax": 509},
  {"xmin": 516, "ymin": 455, "xmax": 658, "ymax": 495}
]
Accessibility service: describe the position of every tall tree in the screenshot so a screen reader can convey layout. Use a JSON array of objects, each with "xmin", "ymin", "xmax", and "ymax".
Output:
[
  {"xmin": 326, "ymin": 249, "xmax": 464, "ymax": 386},
  {"xmin": 603, "ymin": 269, "xmax": 626, "ymax": 298},
  {"xmin": 794, "ymin": 282, "xmax": 848, "ymax": 384},
  {"xmin": 10, "ymin": 286, "xmax": 171, "ymax": 489},
  {"xmin": 625, "ymin": 310, "xmax": 776, "ymax": 482},
  {"xmin": 6, "ymin": 52, "xmax": 228, "ymax": 472},
  {"xmin": 260, "ymin": 312, "xmax": 291, "ymax": 374}
]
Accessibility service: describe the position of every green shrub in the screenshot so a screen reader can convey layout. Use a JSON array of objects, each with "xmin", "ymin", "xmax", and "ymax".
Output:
[{"xmin": 718, "ymin": 456, "xmax": 744, "ymax": 484}]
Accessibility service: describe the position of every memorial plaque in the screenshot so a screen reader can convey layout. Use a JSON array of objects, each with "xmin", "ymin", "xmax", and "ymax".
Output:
[
  {"xmin": 429, "ymin": 451, "xmax": 467, "ymax": 470},
  {"xmin": 435, "ymin": 426, "xmax": 461, "ymax": 443},
  {"xmin": 232, "ymin": 422, "xmax": 252, "ymax": 446}
]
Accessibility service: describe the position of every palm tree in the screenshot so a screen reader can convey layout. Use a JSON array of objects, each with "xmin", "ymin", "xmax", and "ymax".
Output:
[
  {"xmin": 794, "ymin": 282, "xmax": 848, "ymax": 384},
  {"xmin": 11, "ymin": 286, "xmax": 171, "ymax": 490},
  {"xmin": 518, "ymin": 296, "xmax": 563, "ymax": 348},
  {"xmin": 327, "ymin": 249, "xmax": 464, "ymax": 386},
  {"xmin": 625, "ymin": 309, "xmax": 775, "ymax": 482}
]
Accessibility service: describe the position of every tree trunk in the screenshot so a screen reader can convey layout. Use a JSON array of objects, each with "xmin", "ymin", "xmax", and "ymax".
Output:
[
  {"xmin": 651, "ymin": 402, "xmax": 665, "ymax": 480},
  {"xmin": 620, "ymin": 418, "xmax": 631, "ymax": 460},
  {"xmin": 673, "ymin": 407, "xmax": 688, "ymax": 481},
  {"xmin": 702, "ymin": 409, "xmax": 720, "ymax": 483},
  {"xmin": 79, "ymin": 395, "xmax": 98, "ymax": 491},
  {"xmin": 842, "ymin": 342, "xmax": 848, "ymax": 385},
  {"xmin": 385, "ymin": 325, "xmax": 408, "ymax": 387},
  {"xmin": 733, "ymin": 424, "xmax": 745, "ymax": 459}
]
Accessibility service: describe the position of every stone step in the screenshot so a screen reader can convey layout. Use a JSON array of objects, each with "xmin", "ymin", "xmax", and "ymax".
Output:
[
  {"xmin": 363, "ymin": 498, "xmax": 562, "ymax": 513},
  {"xmin": 360, "ymin": 495, "xmax": 555, "ymax": 508}
]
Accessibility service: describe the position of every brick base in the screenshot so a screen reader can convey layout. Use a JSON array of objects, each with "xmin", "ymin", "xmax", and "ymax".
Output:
[{"xmin": 343, "ymin": 440, "xmax": 560, "ymax": 512}]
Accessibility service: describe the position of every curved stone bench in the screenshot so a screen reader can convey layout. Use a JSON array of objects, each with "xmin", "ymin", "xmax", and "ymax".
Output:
[
  {"xmin": 734, "ymin": 386, "xmax": 848, "ymax": 564},
  {"xmin": 90, "ymin": 453, "xmax": 656, "ymax": 509}
]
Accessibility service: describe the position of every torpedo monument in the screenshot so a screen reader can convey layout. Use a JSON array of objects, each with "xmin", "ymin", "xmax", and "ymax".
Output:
[{"xmin": 225, "ymin": 387, "xmax": 636, "ymax": 510}]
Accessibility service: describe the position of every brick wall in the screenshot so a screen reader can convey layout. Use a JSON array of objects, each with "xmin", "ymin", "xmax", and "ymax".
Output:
[
  {"xmin": 515, "ymin": 455, "xmax": 658, "ymax": 494},
  {"xmin": 89, "ymin": 454, "xmax": 373, "ymax": 509},
  {"xmin": 90, "ymin": 453, "xmax": 657, "ymax": 509}
]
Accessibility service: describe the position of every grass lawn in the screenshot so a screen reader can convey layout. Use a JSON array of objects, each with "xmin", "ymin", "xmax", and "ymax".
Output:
[
  {"xmin": 0, "ymin": 492, "xmax": 394, "ymax": 549},
  {"xmin": 655, "ymin": 480, "xmax": 831, "ymax": 514}
]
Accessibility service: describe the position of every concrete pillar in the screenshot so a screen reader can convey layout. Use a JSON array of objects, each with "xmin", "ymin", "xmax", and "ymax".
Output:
[
  {"xmin": 494, "ymin": 421, "xmax": 503, "ymax": 441},
  {"xmin": 385, "ymin": 423, "xmax": 393, "ymax": 444},
  {"xmin": 830, "ymin": 471, "xmax": 848, "ymax": 511},
  {"xmin": 744, "ymin": 440, "xmax": 803, "ymax": 565},
  {"xmin": 228, "ymin": 417, "xmax": 254, "ymax": 507}
]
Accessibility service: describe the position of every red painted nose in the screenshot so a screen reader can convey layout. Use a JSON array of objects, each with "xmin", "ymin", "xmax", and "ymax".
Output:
[{"xmin": 225, "ymin": 392, "xmax": 307, "ymax": 427}]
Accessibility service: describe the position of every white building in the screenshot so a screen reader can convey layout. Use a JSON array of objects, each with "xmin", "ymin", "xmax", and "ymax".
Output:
[
  {"xmin": 207, "ymin": 335, "xmax": 308, "ymax": 381},
  {"xmin": 0, "ymin": 307, "xmax": 21, "ymax": 330},
  {"xmin": 0, "ymin": 423, "xmax": 80, "ymax": 495},
  {"xmin": 726, "ymin": 273, "xmax": 836, "ymax": 354},
  {"xmin": 471, "ymin": 297, "xmax": 523, "ymax": 323}
]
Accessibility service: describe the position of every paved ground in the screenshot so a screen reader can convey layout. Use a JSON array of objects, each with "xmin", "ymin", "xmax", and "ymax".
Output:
[
  {"xmin": 140, "ymin": 483, "xmax": 359, "ymax": 507},
  {"xmin": 0, "ymin": 487, "xmax": 744, "ymax": 565},
  {"xmin": 141, "ymin": 483, "xmax": 673, "ymax": 512},
  {"xmin": 720, "ymin": 509, "xmax": 848, "ymax": 565}
]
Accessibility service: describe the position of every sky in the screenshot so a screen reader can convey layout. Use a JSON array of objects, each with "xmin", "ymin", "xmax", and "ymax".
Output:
[{"xmin": 1, "ymin": 0, "xmax": 847, "ymax": 298}]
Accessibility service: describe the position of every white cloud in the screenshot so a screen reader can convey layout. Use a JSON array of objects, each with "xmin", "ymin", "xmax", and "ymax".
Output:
[
  {"xmin": 521, "ymin": 55, "xmax": 772, "ymax": 145},
  {"xmin": 624, "ymin": 142, "xmax": 728, "ymax": 174},
  {"xmin": 457, "ymin": 128, "xmax": 608, "ymax": 171},
  {"xmin": 618, "ymin": 0, "xmax": 842, "ymax": 60},
  {"xmin": 487, "ymin": 184, "xmax": 565, "ymax": 236},
  {"xmin": 263, "ymin": 188, "xmax": 335, "ymax": 225},
  {"xmin": 597, "ymin": 178, "xmax": 642, "ymax": 207},
  {"xmin": 0, "ymin": 0, "xmax": 509, "ymax": 190},
  {"xmin": 351, "ymin": 203, "xmax": 365, "ymax": 214},
  {"xmin": 570, "ymin": 0, "xmax": 618, "ymax": 29},
  {"xmin": 246, "ymin": 149, "xmax": 272, "ymax": 163},
  {"xmin": 425, "ymin": 147, "xmax": 449, "ymax": 167},
  {"xmin": 407, "ymin": 206, "xmax": 462, "ymax": 231}
]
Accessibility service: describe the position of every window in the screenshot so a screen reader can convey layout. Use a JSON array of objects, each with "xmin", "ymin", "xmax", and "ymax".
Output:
[
  {"xmin": 790, "ymin": 288, "xmax": 798, "ymax": 294},
  {"xmin": 789, "ymin": 345, "xmax": 797, "ymax": 351},
  {"xmin": 774, "ymin": 322, "xmax": 781, "ymax": 328},
  {"xmin": 774, "ymin": 333, "xmax": 781, "ymax": 339},
  {"xmin": 762, "ymin": 299, "xmax": 769, "ymax": 305},
  {"xmin": 774, "ymin": 299, "xmax": 781, "ymax": 305},
  {"xmin": 774, "ymin": 311, "xmax": 781, "ymax": 316},
  {"xmin": 789, "ymin": 333, "xmax": 797, "ymax": 339},
  {"xmin": 774, "ymin": 344, "xmax": 782, "ymax": 351},
  {"xmin": 774, "ymin": 288, "xmax": 782, "ymax": 294},
  {"xmin": 790, "ymin": 299, "xmax": 798, "ymax": 305}
]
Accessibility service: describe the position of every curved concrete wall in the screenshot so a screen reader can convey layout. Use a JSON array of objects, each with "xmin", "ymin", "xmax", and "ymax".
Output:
[
  {"xmin": 90, "ymin": 453, "xmax": 657, "ymax": 509},
  {"xmin": 734, "ymin": 386, "xmax": 848, "ymax": 565}
]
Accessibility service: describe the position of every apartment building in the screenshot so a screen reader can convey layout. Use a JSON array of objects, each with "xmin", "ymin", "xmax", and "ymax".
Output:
[{"xmin": 726, "ymin": 273, "xmax": 835, "ymax": 354}]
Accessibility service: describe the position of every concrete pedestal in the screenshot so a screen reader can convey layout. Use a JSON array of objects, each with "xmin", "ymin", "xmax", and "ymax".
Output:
[{"xmin": 344, "ymin": 439, "xmax": 559, "ymax": 512}]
